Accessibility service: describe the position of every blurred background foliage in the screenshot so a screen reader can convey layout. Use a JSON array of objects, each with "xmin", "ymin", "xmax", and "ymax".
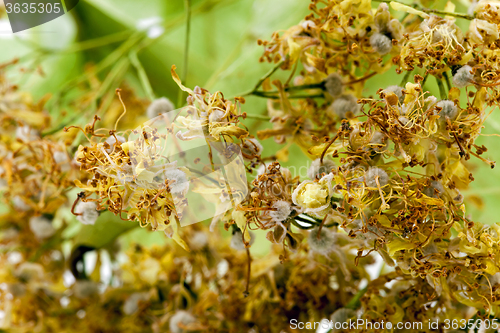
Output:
[{"xmin": 0, "ymin": 0, "xmax": 499, "ymax": 257}]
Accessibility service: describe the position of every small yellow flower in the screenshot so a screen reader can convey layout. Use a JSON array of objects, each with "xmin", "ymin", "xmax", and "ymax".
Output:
[{"xmin": 292, "ymin": 174, "xmax": 333, "ymax": 217}]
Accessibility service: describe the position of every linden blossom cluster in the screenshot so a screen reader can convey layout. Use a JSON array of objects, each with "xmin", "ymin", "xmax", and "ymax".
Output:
[
  {"xmin": 5, "ymin": 0, "xmax": 500, "ymax": 331},
  {"xmin": 237, "ymin": 0, "xmax": 500, "ymax": 329}
]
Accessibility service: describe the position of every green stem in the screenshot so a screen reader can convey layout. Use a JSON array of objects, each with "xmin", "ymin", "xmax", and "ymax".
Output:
[
  {"xmin": 443, "ymin": 71, "xmax": 452, "ymax": 91},
  {"xmin": 177, "ymin": 0, "xmax": 192, "ymax": 108},
  {"xmin": 250, "ymin": 91, "xmax": 324, "ymax": 99},
  {"xmin": 244, "ymin": 114, "xmax": 271, "ymax": 121},
  {"xmin": 345, "ymin": 286, "xmax": 368, "ymax": 309},
  {"xmin": 372, "ymin": 0, "xmax": 474, "ymax": 20},
  {"xmin": 421, "ymin": 73, "xmax": 429, "ymax": 89},
  {"xmin": 285, "ymin": 82, "xmax": 324, "ymax": 91},
  {"xmin": 129, "ymin": 50, "xmax": 155, "ymax": 101},
  {"xmin": 242, "ymin": 60, "xmax": 284, "ymax": 96},
  {"xmin": 436, "ymin": 77, "xmax": 447, "ymax": 100},
  {"xmin": 400, "ymin": 70, "xmax": 412, "ymax": 87}
]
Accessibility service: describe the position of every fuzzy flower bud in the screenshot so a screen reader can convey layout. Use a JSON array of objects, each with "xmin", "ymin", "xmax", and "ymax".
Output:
[
  {"xmin": 364, "ymin": 167, "xmax": 389, "ymax": 188},
  {"xmin": 230, "ymin": 230, "xmax": 255, "ymax": 250},
  {"xmin": 383, "ymin": 85, "xmax": 404, "ymax": 104},
  {"xmin": 242, "ymin": 138, "xmax": 263, "ymax": 158},
  {"xmin": 370, "ymin": 32, "xmax": 392, "ymax": 55},
  {"xmin": 53, "ymin": 151, "xmax": 71, "ymax": 172},
  {"xmin": 163, "ymin": 169, "xmax": 189, "ymax": 194},
  {"xmin": 169, "ymin": 310, "xmax": 196, "ymax": 333},
  {"xmin": 453, "ymin": 65, "xmax": 474, "ymax": 88},
  {"xmin": 208, "ymin": 109, "xmax": 225, "ymax": 123},
  {"xmin": 29, "ymin": 216, "xmax": 56, "ymax": 240},
  {"xmin": 269, "ymin": 200, "xmax": 292, "ymax": 222},
  {"xmin": 308, "ymin": 227, "xmax": 336, "ymax": 254},
  {"xmin": 15, "ymin": 262, "xmax": 44, "ymax": 282},
  {"xmin": 324, "ymin": 73, "xmax": 343, "ymax": 98},
  {"xmin": 104, "ymin": 135, "xmax": 126, "ymax": 153},
  {"xmin": 123, "ymin": 292, "xmax": 150, "ymax": 315},
  {"xmin": 75, "ymin": 201, "xmax": 99, "ymax": 225},
  {"xmin": 423, "ymin": 180, "xmax": 445, "ymax": 198},
  {"xmin": 12, "ymin": 196, "xmax": 31, "ymax": 211},
  {"xmin": 146, "ymin": 97, "xmax": 175, "ymax": 119},
  {"xmin": 15, "ymin": 126, "xmax": 39, "ymax": 142},
  {"xmin": 434, "ymin": 100, "xmax": 458, "ymax": 124},
  {"xmin": 330, "ymin": 94, "xmax": 360, "ymax": 119}
]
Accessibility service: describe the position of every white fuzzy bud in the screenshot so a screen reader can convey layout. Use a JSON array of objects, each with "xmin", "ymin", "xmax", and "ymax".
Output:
[
  {"xmin": 242, "ymin": 138, "xmax": 263, "ymax": 158},
  {"xmin": 105, "ymin": 135, "xmax": 126, "ymax": 153},
  {"xmin": 29, "ymin": 216, "xmax": 56, "ymax": 240},
  {"xmin": 369, "ymin": 131, "xmax": 387, "ymax": 151},
  {"xmin": 269, "ymin": 200, "xmax": 292, "ymax": 222},
  {"xmin": 308, "ymin": 227, "xmax": 336, "ymax": 254},
  {"xmin": 453, "ymin": 65, "xmax": 474, "ymax": 88},
  {"xmin": 301, "ymin": 20, "xmax": 316, "ymax": 30},
  {"xmin": 230, "ymin": 230, "xmax": 255, "ymax": 251},
  {"xmin": 256, "ymin": 163, "xmax": 267, "ymax": 176},
  {"xmin": 15, "ymin": 262, "xmax": 44, "ymax": 282},
  {"xmin": 15, "ymin": 126, "xmax": 39, "ymax": 142},
  {"xmin": 169, "ymin": 310, "xmax": 196, "ymax": 333},
  {"xmin": 324, "ymin": 73, "xmax": 344, "ymax": 98},
  {"xmin": 434, "ymin": 100, "xmax": 458, "ymax": 124},
  {"xmin": 75, "ymin": 201, "xmax": 99, "ymax": 225},
  {"xmin": 384, "ymin": 85, "xmax": 404, "ymax": 104},
  {"xmin": 13, "ymin": 196, "xmax": 31, "ymax": 211},
  {"xmin": 123, "ymin": 292, "xmax": 150, "ymax": 315},
  {"xmin": 330, "ymin": 94, "xmax": 360, "ymax": 119},
  {"xmin": 423, "ymin": 180, "xmax": 445, "ymax": 198},
  {"xmin": 307, "ymin": 158, "xmax": 335, "ymax": 179},
  {"xmin": 189, "ymin": 231, "xmax": 209, "ymax": 251},
  {"xmin": 146, "ymin": 97, "xmax": 175, "ymax": 119},
  {"xmin": 164, "ymin": 169, "xmax": 189, "ymax": 194},
  {"xmin": 370, "ymin": 33, "xmax": 392, "ymax": 55},
  {"xmin": 208, "ymin": 110, "xmax": 225, "ymax": 123},
  {"xmin": 364, "ymin": 167, "xmax": 389, "ymax": 188},
  {"xmin": 53, "ymin": 151, "xmax": 71, "ymax": 172},
  {"xmin": 398, "ymin": 116, "xmax": 409, "ymax": 126}
]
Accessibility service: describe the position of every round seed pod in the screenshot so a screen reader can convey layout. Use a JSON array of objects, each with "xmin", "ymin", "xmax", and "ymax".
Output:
[
  {"xmin": 169, "ymin": 310, "xmax": 196, "ymax": 333},
  {"xmin": 163, "ymin": 169, "xmax": 189, "ymax": 194},
  {"xmin": 146, "ymin": 97, "xmax": 175, "ymax": 119},
  {"xmin": 370, "ymin": 32, "xmax": 392, "ymax": 55},
  {"xmin": 452, "ymin": 65, "xmax": 474, "ymax": 88},
  {"xmin": 384, "ymin": 85, "xmax": 405, "ymax": 104},
  {"xmin": 269, "ymin": 200, "xmax": 292, "ymax": 222},
  {"xmin": 364, "ymin": 167, "xmax": 389, "ymax": 188},
  {"xmin": 104, "ymin": 135, "xmax": 126, "ymax": 154},
  {"xmin": 75, "ymin": 201, "xmax": 99, "ymax": 225},
  {"xmin": 308, "ymin": 227, "xmax": 336, "ymax": 254},
  {"xmin": 324, "ymin": 73, "xmax": 344, "ymax": 98},
  {"xmin": 29, "ymin": 216, "xmax": 56, "ymax": 240},
  {"xmin": 423, "ymin": 180, "xmax": 445, "ymax": 198},
  {"xmin": 230, "ymin": 230, "xmax": 255, "ymax": 251},
  {"xmin": 434, "ymin": 100, "xmax": 458, "ymax": 124},
  {"xmin": 241, "ymin": 138, "xmax": 263, "ymax": 158},
  {"xmin": 330, "ymin": 94, "xmax": 360, "ymax": 119}
]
